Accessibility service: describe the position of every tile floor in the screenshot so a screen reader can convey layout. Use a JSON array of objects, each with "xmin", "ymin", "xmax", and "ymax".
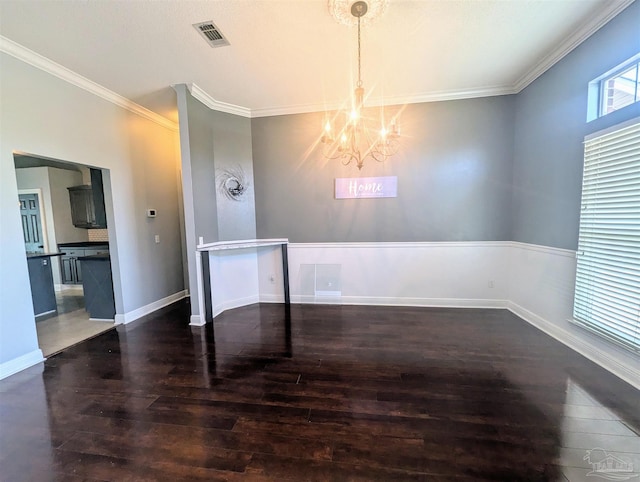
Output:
[{"xmin": 35, "ymin": 286, "xmax": 114, "ymax": 356}]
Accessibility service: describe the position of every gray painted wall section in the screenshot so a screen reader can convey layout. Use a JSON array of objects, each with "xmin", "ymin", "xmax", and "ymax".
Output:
[
  {"xmin": 179, "ymin": 88, "xmax": 256, "ymax": 244},
  {"xmin": 252, "ymin": 96, "xmax": 515, "ymax": 242},
  {"xmin": 512, "ymin": 0, "xmax": 640, "ymax": 250},
  {"xmin": 211, "ymin": 110, "xmax": 257, "ymax": 241},
  {"xmin": 175, "ymin": 84, "xmax": 201, "ymax": 319},
  {"xmin": 185, "ymin": 91, "xmax": 220, "ymax": 243}
]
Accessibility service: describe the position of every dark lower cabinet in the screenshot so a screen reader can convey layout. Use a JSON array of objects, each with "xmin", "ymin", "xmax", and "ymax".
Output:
[
  {"xmin": 27, "ymin": 256, "xmax": 57, "ymax": 317},
  {"xmin": 61, "ymin": 254, "xmax": 82, "ymax": 284},
  {"xmin": 59, "ymin": 245, "xmax": 108, "ymax": 284},
  {"xmin": 80, "ymin": 255, "xmax": 115, "ymax": 320}
]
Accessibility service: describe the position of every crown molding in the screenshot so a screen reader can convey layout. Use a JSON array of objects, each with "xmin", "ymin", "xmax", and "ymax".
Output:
[
  {"xmin": 513, "ymin": 0, "xmax": 635, "ymax": 92},
  {"xmin": 2, "ymin": 0, "xmax": 629, "ymax": 125},
  {"xmin": 0, "ymin": 35, "xmax": 178, "ymax": 131},
  {"xmin": 250, "ymin": 85, "xmax": 517, "ymax": 118},
  {"xmin": 187, "ymin": 83, "xmax": 252, "ymax": 118}
]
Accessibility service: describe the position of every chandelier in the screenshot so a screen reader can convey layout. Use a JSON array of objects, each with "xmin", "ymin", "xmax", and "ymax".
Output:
[{"xmin": 322, "ymin": 0, "xmax": 400, "ymax": 170}]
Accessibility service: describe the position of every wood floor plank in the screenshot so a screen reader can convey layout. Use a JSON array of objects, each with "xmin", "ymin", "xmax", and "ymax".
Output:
[{"xmin": 1, "ymin": 302, "xmax": 638, "ymax": 481}]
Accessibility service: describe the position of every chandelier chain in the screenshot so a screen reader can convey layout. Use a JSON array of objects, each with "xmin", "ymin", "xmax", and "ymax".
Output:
[{"xmin": 357, "ymin": 14, "xmax": 362, "ymax": 88}]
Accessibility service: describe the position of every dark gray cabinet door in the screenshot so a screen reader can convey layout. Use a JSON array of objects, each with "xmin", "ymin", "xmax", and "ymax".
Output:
[
  {"xmin": 61, "ymin": 256, "xmax": 75, "ymax": 284},
  {"xmin": 60, "ymin": 248, "xmax": 89, "ymax": 284},
  {"xmin": 68, "ymin": 187, "xmax": 96, "ymax": 228},
  {"xmin": 67, "ymin": 169, "xmax": 107, "ymax": 229},
  {"xmin": 27, "ymin": 257, "xmax": 56, "ymax": 316},
  {"xmin": 90, "ymin": 169, "xmax": 107, "ymax": 228}
]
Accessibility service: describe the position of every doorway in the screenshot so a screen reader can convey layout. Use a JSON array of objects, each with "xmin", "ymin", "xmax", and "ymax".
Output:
[{"xmin": 14, "ymin": 153, "xmax": 116, "ymax": 356}]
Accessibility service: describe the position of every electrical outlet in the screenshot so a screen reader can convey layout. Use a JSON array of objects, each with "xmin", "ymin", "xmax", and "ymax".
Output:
[
  {"xmin": 154, "ymin": 234, "xmax": 160, "ymax": 244},
  {"xmin": 488, "ymin": 280, "xmax": 494, "ymax": 288},
  {"xmin": 269, "ymin": 274, "xmax": 276, "ymax": 284}
]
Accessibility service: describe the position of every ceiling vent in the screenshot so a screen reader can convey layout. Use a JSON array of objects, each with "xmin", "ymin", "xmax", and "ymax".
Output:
[{"xmin": 193, "ymin": 21, "xmax": 230, "ymax": 48}]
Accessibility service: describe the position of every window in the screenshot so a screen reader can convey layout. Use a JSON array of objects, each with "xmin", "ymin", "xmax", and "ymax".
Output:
[
  {"xmin": 602, "ymin": 62, "xmax": 640, "ymax": 115},
  {"xmin": 588, "ymin": 54, "xmax": 640, "ymax": 121},
  {"xmin": 573, "ymin": 118, "xmax": 640, "ymax": 352}
]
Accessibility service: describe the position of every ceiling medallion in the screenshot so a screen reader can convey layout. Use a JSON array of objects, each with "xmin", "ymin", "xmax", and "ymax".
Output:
[{"xmin": 328, "ymin": 0, "xmax": 388, "ymax": 27}]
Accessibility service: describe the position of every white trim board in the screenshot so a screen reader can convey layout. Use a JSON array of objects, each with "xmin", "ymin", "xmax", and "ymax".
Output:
[
  {"xmin": 0, "ymin": 349, "xmax": 45, "ymax": 380},
  {"xmin": 290, "ymin": 295, "xmax": 508, "ymax": 309},
  {"xmin": 114, "ymin": 290, "xmax": 187, "ymax": 325}
]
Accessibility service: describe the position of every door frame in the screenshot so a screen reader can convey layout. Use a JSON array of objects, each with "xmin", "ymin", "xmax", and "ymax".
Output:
[{"xmin": 17, "ymin": 188, "xmax": 50, "ymax": 253}]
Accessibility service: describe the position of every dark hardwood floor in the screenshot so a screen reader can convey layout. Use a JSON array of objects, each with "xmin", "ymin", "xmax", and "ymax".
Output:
[{"xmin": 1, "ymin": 302, "xmax": 639, "ymax": 481}]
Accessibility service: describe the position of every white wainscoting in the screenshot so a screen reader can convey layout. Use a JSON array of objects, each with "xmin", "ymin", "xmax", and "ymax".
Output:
[
  {"xmin": 209, "ymin": 248, "xmax": 260, "ymax": 319},
  {"xmin": 180, "ymin": 241, "xmax": 639, "ymax": 389},
  {"xmin": 282, "ymin": 242, "xmax": 511, "ymax": 308},
  {"xmin": 255, "ymin": 241, "xmax": 639, "ymax": 389}
]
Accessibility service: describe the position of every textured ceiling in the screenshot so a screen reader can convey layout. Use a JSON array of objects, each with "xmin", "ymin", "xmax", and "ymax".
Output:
[{"xmin": 0, "ymin": 0, "xmax": 632, "ymax": 123}]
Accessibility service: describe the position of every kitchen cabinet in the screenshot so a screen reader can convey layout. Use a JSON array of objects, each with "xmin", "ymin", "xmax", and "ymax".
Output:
[
  {"xmin": 27, "ymin": 254, "xmax": 59, "ymax": 317},
  {"xmin": 59, "ymin": 244, "xmax": 109, "ymax": 284},
  {"xmin": 79, "ymin": 254, "xmax": 115, "ymax": 320},
  {"xmin": 68, "ymin": 168, "xmax": 107, "ymax": 229}
]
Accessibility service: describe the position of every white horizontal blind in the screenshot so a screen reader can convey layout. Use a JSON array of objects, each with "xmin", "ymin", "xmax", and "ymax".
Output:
[{"xmin": 573, "ymin": 119, "xmax": 640, "ymax": 352}]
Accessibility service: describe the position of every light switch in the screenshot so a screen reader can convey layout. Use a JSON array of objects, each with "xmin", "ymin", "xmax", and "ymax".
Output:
[{"xmin": 154, "ymin": 235, "xmax": 160, "ymax": 244}]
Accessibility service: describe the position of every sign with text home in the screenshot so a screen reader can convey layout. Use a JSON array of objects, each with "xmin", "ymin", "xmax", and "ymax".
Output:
[{"xmin": 335, "ymin": 176, "xmax": 398, "ymax": 199}]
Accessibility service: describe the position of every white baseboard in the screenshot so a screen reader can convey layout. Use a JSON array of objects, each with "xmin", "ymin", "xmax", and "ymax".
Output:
[
  {"xmin": 507, "ymin": 301, "xmax": 640, "ymax": 390},
  {"xmin": 89, "ymin": 318, "xmax": 115, "ymax": 322},
  {"xmin": 34, "ymin": 309, "xmax": 56, "ymax": 318},
  {"xmin": 114, "ymin": 290, "xmax": 187, "ymax": 325},
  {"xmin": 0, "ymin": 349, "xmax": 45, "ymax": 380},
  {"xmin": 291, "ymin": 295, "xmax": 508, "ymax": 309},
  {"xmin": 212, "ymin": 294, "xmax": 260, "ymax": 318},
  {"xmin": 189, "ymin": 314, "xmax": 205, "ymax": 326},
  {"xmin": 259, "ymin": 293, "xmax": 286, "ymax": 304}
]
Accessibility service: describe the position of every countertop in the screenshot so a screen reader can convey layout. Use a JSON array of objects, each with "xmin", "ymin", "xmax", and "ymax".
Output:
[
  {"xmin": 26, "ymin": 252, "xmax": 64, "ymax": 259},
  {"xmin": 58, "ymin": 242, "xmax": 110, "ymax": 248}
]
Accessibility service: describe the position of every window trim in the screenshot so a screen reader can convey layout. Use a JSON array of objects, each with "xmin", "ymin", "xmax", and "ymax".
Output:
[{"xmin": 588, "ymin": 53, "xmax": 640, "ymax": 122}]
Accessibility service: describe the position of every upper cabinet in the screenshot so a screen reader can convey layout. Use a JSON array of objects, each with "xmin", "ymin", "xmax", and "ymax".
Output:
[{"xmin": 68, "ymin": 168, "xmax": 107, "ymax": 229}]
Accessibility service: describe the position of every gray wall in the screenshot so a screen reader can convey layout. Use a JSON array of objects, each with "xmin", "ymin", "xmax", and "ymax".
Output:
[
  {"xmin": 185, "ymin": 92, "xmax": 220, "ymax": 243},
  {"xmin": 211, "ymin": 110, "xmax": 256, "ymax": 242},
  {"xmin": 181, "ymin": 90, "xmax": 257, "ymax": 244},
  {"xmin": 252, "ymin": 96, "xmax": 515, "ymax": 242},
  {"xmin": 512, "ymin": 0, "xmax": 640, "ymax": 250}
]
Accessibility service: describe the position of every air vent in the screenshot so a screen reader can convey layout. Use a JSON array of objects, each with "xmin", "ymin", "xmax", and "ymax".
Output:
[{"xmin": 193, "ymin": 21, "xmax": 230, "ymax": 48}]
